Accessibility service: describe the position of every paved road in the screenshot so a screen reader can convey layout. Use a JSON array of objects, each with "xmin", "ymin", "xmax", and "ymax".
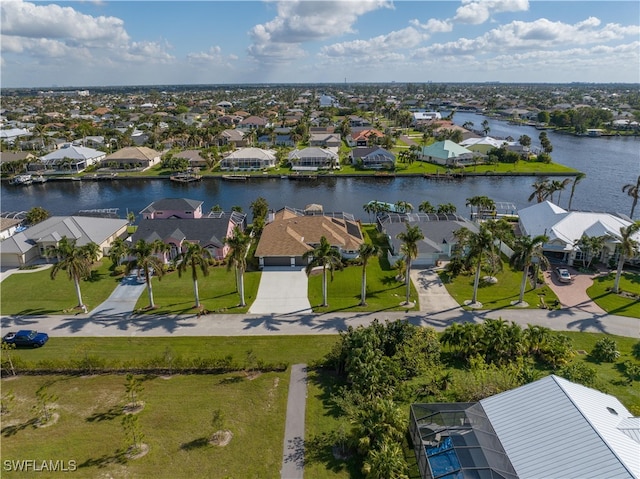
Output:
[{"xmin": 281, "ymin": 364, "xmax": 307, "ymax": 479}]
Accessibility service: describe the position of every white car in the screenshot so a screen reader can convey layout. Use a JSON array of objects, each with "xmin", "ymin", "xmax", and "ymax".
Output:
[{"xmin": 555, "ymin": 267, "xmax": 572, "ymax": 283}]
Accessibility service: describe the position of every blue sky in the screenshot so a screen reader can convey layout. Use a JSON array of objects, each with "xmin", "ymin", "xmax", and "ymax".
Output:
[{"xmin": 1, "ymin": 0, "xmax": 639, "ymax": 88}]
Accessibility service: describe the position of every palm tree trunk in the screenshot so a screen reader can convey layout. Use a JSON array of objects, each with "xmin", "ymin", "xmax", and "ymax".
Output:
[
  {"xmin": 613, "ymin": 254, "xmax": 625, "ymax": 293},
  {"xmin": 472, "ymin": 256, "xmax": 482, "ymax": 304},
  {"xmin": 360, "ymin": 265, "xmax": 367, "ymax": 306},
  {"xmin": 322, "ymin": 265, "xmax": 328, "ymax": 307},
  {"xmin": 193, "ymin": 278, "xmax": 200, "ymax": 308},
  {"xmin": 239, "ymin": 269, "xmax": 246, "ymax": 307},
  {"xmin": 145, "ymin": 267, "xmax": 155, "ymax": 308},
  {"xmin": 74, "ymin": 276, "xmax": 84, "ymax": 308},
  {"xmin": 519, "ymin": 265, "xmax": 529, "ymax": 303},
  {"xmin": 405, "ymin": 259, "xmax": 411, "ymax": 305}
]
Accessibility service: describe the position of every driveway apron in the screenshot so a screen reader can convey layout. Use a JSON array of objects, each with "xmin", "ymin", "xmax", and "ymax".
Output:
[
  {"xmin": 89, "ymin": 270, "xmax": 147, "ymax": 319},
  {"xmin": 249, "ymin": 267, "xmax": 312, "ymax": 315},
  {"xmin": 281, "ymin": 364, "xmax": 307, "ymax": 479}
]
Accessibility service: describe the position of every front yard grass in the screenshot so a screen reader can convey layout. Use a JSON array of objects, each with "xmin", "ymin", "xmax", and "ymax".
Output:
[
  {"xmin": 440, "ymin": 264, "xmax": 559, "ymax": 310},
  {"xmin": 307, "ymin": 226, "xmax": 418, "ymax": 313},
  {"xmin": 587, "ymin": 272, "xmax": 640, "ymax": 318},
  {"xmin": 0, "ymin": 261, "xmax": 119, "ymax": 316},
  {"xmin": 132, "ymin": 266, "xmax": 261, "ymax": 314}
]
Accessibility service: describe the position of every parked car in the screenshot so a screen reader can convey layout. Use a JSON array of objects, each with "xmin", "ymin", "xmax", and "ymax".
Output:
[
  {"xmin": 2, "ymin": 330, "xmax": 49, "ymax": 348},
  {"xmin": 555, "ymin": 267, "xmax": 572, "ymax": 283}
]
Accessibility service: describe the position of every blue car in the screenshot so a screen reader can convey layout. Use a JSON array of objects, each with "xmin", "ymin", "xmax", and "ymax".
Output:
[{"xmin": 2, "ymin": 330, "xmax": 49, "ymax": 348}]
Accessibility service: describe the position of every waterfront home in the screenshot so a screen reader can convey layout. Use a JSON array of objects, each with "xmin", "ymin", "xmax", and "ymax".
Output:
[
  {"xmin": 255, "ymin": 206, "xmax": 363, "ymax": 268},
  {"xmin": 174, "ymin": 150, "xmax": 208, "ymax": 169},
  {"xmin": 131, "ymin": 211, "xmax": 246, "ymax": 262},
  {"xmin": 36, "ymin": 143, "xmax": 106, "ymax": 173},
  {"xmin": 0, "ymin": 151, "xmax": 36, "ymax": 172},
  {"xmin": 220, "ymin": 147, "xmax": 277, "ymax": 170},
  {"xmin": 0, "ymin": 216, "xmax": 128, "ymax": 267},
  {"xmin": 309, "ymin": 132, "xmax": 341, "ymax": 148},
  {"xmin": 410, "ymin": 375, "xmax": 640, "ymax": 479},
  {"xmin": 0, "ymin": 217, "xmax": 23, "ymax": 240},
  {"xmin": 379, "ymin": 212, "xmax": 478, "ymax": 267},
  {"xmin": 350, "ymin": 147, "xmax": 396, "ymax": 170},
  {"xmin": 518, "ymin": 201, "xmax": 640, "ymax": 266},
  {"xmin": 418, "ymin": 140, "xmax": 476, "ymax": 167},
  {"xmin": 288, "ymin": 147, "xmax": 339, "ymax": 170},
  {"xmin": 101, "ymin": 146, "xmax": 161, "ymax": 171},
  {"xmin": 140, "ymin": 198, "xmax": 205, "ymax": 220},
  {"xmin": 217, "ymin": 129, "xmax": 248, "ymax": 148}
]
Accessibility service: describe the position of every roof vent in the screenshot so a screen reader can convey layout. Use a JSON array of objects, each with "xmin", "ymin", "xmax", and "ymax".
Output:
[{"xmin": 607, "ymin": 407, "xmax": 618, "ymax": 415}]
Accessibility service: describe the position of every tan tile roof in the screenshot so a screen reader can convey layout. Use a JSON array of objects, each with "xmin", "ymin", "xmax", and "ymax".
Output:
[{"xmin": 255, "ymin": 209, "xmax": 363, "ymax": 257}]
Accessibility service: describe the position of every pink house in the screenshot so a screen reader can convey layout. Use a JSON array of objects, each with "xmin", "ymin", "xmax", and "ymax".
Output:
[{"xmin": 140, "ymin": 198, "xmax": 204, "ymax": 220}]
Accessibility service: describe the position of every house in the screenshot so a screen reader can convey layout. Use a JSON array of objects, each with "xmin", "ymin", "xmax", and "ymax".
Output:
[
  {"xmin": 379, "ymin": 212, "xmax": 478, "ymax": 266},
  {"xmin": 288, "ymin": 147, "xmax": 339, "ymax": 170},
  {"xmin": 0, "ymin": 217, "xmax": 23, "ymax": 240},
  {"xmin": 518, "ymin": 201, "xmax": 639, "ymax": 265},
  {"xmin": 131, "ymin": 211, "xmax": 246, "ymax": 261},
  {"xmin": 174, "ymin": 150, "xmax": 208, "ymax": 169},
  {"xmin": 346, "ymin": 129, "xmax": 384, "ymax": 147},
  {"xmin": 237, "ymin": 115, "xmax": 269, "ymax": 130},
  {"xmin": 309, "ymin": 133, "xmax": 341, "ymax": 148},
  {"xmin": 140, "ymin": 198, "xmax": 205, "ymax": 220},
  {"xmin": 219, "ymin": 147, "xmax": 277, "ymax": 170},
  {"xmin": 102, "ymin": 146, "xmax": 161, "ymax": 171},
  {"xmin": 217, "ymin": 129, "xmax": 247, "ymax": 148},
  {"xmin": 460, "ymin": 136, "xmax": 533, "ymax": 156},
  {"xmin": 37, "ymin": 144, "xmax": 106, "ymax": 173},
  {"xmin": 410, "ymin": 375, "xmax": 640, "ymax": 479},
  {"xmin": 0, "ymin": 151, "xmax": 36, "ymax": 172},
  {"xmin": 0, "ymin": 216, "xmax": 128, "ymax": 267},
  {"xmin": 254, "ymin": 206, "xmax": 364, "ymax": 268},
  {"xmin": 319, "ymin": 95, "xmax": 338, "ymax": 108},
  {"xmin": 350, "ymin": 147, "xmax": 395, "ymax": 170},
  {"xmin": 419, "ymin": 140, "xmax": 476, "ymax": 167}
]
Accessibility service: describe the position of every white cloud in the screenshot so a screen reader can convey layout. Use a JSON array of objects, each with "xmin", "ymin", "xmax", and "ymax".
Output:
[
  {"xmin": 321, "ymin": 27, "xmax": 425, "ymax": 57},
  {"xmin": 187, "ymin": 46, "xmax": 238, "ymax": 68},
  {"xmin": 410, "ymin": 18, "xmax": 453, "ymax": 33},
  {"xmin": 247, "ymin": 0, "xmax": 392, "ymax": 63},
  {"xmin": 454, "ymin": 0, "xmax": 529, "ymax": 25}
]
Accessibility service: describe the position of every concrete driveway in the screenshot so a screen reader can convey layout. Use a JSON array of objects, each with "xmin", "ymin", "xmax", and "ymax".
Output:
[
  {"xmin": 544, "ymin": 267, "xmax": 606, "ymax": 315},
  {"xmin": 249, "ymin": 267, "xmax": 312, "ymax": 315}
]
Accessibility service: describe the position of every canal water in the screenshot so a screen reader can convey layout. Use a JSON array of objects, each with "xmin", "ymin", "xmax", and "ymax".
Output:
[{"xmin": 1, "ymin": 113, "xmax": 638, "ymax": 221}]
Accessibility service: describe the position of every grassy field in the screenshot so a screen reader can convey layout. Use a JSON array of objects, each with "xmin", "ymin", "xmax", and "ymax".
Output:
[
  {"xmin": 2, "ymin": 332, "xmax": 639, "ymax": 478},
  {"xmin": 0, "ymin": 261, "xmax": 120, "ymax": 316},
  {"xmin": 440, "ymin": 264, "xmax": 559, "ymax": 310},
  {"xmin": 132, "ymin": 266, "xmax": 261, "ymax": 314},
  {"xmin": 587, "ymin": 272, "xmax": 640, "ymax": 318}
]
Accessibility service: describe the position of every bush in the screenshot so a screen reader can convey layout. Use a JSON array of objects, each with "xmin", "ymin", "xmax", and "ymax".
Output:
[
  {"xmin": 590, "ymin": 338, "xmax": 620, "ymax": 363},
  {"xmin": 557, "ymin": 362, "xmax": 597, "ymax": 387}
]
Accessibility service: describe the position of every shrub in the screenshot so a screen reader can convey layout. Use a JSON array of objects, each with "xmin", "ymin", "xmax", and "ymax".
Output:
[
  {"xmin": 557, "ymin": 362, "xmax": 597, "ymax": 387},
  {"xmin": 590, "ymin": 338, "xmax": 620, "ymax": 363}
]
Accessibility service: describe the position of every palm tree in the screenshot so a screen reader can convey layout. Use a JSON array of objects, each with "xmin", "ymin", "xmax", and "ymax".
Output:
[
  {"xmin": 509, "ymin": 234, "xmax": 549, "ymax": 305},
  {"xmin": 528, "ymin": 178, "xmax": 551, "ymax": 203},
  {"xmin": 457, "ymin": 224, "xmax": 495, "ymax": 306},
  {"xmin": 108, "ymin": 237, "xmax": 129, "ymax": 267},
  {"xmin": 224, "ymin": 226, "xmax": 252, "ymax": 307},
  {"xmin": 548, "ymin": 178, "xmax": 571, "ymax": 204},
  {"xmin": 418, "ymin": 201, "xmax": 435, "ymax": 214},
  {"xmin": 622, "ymin": 175, "xmax": 640, "ymax": 219},
  {"xmin": 396, "ymin": 223, "xmax": 424, "ymax": 306},
  {"xmin": 567, "ymin": 172, "xmax": 586, "ymax": 210},
  {"xmin": 394, "ymin": 200, "xmax": 413, "ymax": 213},
  {"xmin": 613, "ymin": 221, "xmax": 640, "ymax": 293},
  {"xmin": 303, "ymin": 236, "xmax": 343, "ymax": 307},
  {"xmin": 466, "ymin": 195, "xmax": 495, "ymax": 221},
  {"xmin": 177, "ymin": 242, "xmax": 212, "ymax": 309},
  {"xmin": 358, "ymin": 243, "xmax": 381, "ymax": 306},
  {"xmin": 49, "ymin": 237, "xmax": 93, "ymax": 309},
  {"xmin": 126, "ymin": 239, "xmax": 166, "ymax": 309}
]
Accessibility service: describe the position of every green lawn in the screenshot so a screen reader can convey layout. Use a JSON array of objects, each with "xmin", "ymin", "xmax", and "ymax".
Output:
[
  {"xmin": 0, "ymin": 261, "xmax": 120, "ymax": 316},
  {"xmin": 587, "ymin": 272, "xmax": 640, "ymax": 318},
  {"xmin": 440, "ymin": 264, "xmax": 559, "ymax": 310},
  {"xmin": 132, "ymin": 266, "xmax": 261, "ymax": 314},
  {"xmin": 306, "ymin": 226, "xmax": 419, "ymax": 313}
]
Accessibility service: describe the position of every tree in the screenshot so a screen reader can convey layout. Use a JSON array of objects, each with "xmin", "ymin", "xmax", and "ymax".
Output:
[
  {"xmin": 518, "ymin": 134, "xmax": 531, "ymax": 149},
  {"xmin": 34, "ymin": 385, "xmax": 57, "ymax": 424},
  {"xmin": 574, "ymin": 235, "xmax": 605, "ymax": 269},
  {"xmin": 250, "ymin": 196, "xmax": 269, "ymax": 234},
  {"xmin": 548, "ymin": 178, "xmax": 571, "ymax": 204},
  {"xmin": 224, "ymin": 226, "xmax": 251, "ymax": 307},
  {"xmin": 358, "ymin": 243, "xmax": 381, "ymax": 306},
  {"xmin": 122, "ymin": 414, "xmax": 145, "ymax": 455},
  {"xmin": 177, "ymin": 242, "xmax": 212, "ymax": 309},
  {"xmin": 394, "ymin": 200, "xmax": 413, "ymax": 214},
  {"xmin": 124, "ymin": 373, "xmax": 143, "ymax": 407},
  {"xmin": 509, "ymin": 234, "xmax": 549, "ymax": 305},
  {"xmin": 396, "ymin": 223, "xmax": 424, "ymax": 306},
  {"xmin": 466, "ymin": 196, "xmax": 495, "ymax": 221},
  {"xmin": 302, "ymin": 236, "xmax": 343, "ymax": 307},
  {"xmin": 613, "ymin": 221, "xmax": 640, "ymax": 293},
  {"xmin": 622, "ymin": 175, "xmax": 640, "ymax": 219},
  {"xmin": 437, "ymin": 203, "xmax": 457, "ymax": 215},
  {"xmin": 567, "ymin": 172, "xmax": 586, "ymax": 210},
  {"xmin": 481, "ymin": 119, "xmax": 490, "ymax": 136},
  {"xmin": 108, "ymin": 237, "xmax": 128, "ymax": 267},
  {"xmin": 25, "ymin": 206, "xmax": 50, "ymax": 225},
  {"xmin": 528, "ymin": 178, "xmax": 551, "ymax": 203},
  {"xmin": 590, "ymin": 338, "xmax": 620, "ymax": 363},
  {"xmin": 126, "ymin": 239, "xmax": 166, "ymax": 309},
  {"xmin": 418, "ymin": 201, "xmax": 435, "ymax": 214},
  {"xmin": 49, "ymin": 237, "xmax": 94, "ymax": 309},
  {"xmin": 456, "ymin": 224, "xmax": 495, "ymax": 306}
]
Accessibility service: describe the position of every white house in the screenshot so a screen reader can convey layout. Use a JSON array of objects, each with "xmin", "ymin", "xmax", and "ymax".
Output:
[
  {"xmin": 518, "ymin": 201, "xmax": 640, "ymax": 265},
  {"xmin": 38, "ymin": 144, "xmax": 106, "ymax": 173},
  {"xmin": 220, "ymin": 147, "xmax": 277, "ymax": 170}
]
